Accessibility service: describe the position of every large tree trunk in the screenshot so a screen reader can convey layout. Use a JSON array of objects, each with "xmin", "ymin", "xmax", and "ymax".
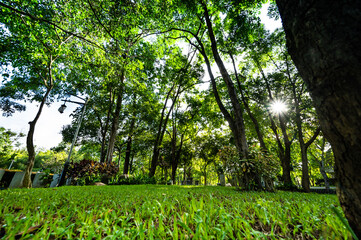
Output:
[
  {"xmin": 23, "ymin": 87, "xmax": 52, "ymax": 188},
  {"xmin": 276, "ymin": 0, "xmax": 361, "ymax": 236}
]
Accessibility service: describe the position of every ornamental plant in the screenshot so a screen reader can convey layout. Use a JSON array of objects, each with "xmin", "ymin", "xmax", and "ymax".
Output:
[
  {"xmin": 218, "ymin": 145, "xmax": 279, "ymax": 191},
  {"xmin": 66, "ymin": 159, "xmax": 119, "ymax": 185},
  {"xmin": 248, "ymin": 146, "xmax": 280, "ymax": 191}
]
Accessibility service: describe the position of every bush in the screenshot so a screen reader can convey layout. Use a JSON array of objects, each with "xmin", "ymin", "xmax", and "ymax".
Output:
[
  {"xmin": 66, "ymin": 159, "xmax": 119, "ymax": 185},
  {"xmin": 218, "ymin": 145, "xmax": 280, "ymax": 191},
  {"xmin": 111, "ymin": 174, "xmax": 157, "ymax": 185},
  {"xmin": 276, "ymin": 182, "xmax": 299, "ymax": 191},
  {"xmin": 39, "ymin": 169, "xmax": 55, "ymax": 188}
]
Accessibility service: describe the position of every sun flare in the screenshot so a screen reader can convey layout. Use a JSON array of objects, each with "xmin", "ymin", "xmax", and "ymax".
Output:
[{"xmin": 270, "ymin": 100, "xmax": 288, "ymax": 114}]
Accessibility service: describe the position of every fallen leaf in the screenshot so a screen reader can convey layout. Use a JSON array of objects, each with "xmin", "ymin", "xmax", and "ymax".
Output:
[{"xmin": 13, "ymin": 224, "xmax": 42, "ymax": 239}]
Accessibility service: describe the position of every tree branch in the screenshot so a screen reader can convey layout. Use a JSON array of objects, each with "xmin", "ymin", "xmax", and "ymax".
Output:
[
  {"xmin": 0, "ymin": 2, "xmax": 103, "ymax": 50},
  {"xmin": 305, "ymin": 127, "xmax": 321, "ymax": 149}
]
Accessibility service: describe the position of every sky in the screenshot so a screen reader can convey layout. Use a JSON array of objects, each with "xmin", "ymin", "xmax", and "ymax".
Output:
[{"xmin": 0, "ymin": 4, "xmax": 282, "ymax": 150}]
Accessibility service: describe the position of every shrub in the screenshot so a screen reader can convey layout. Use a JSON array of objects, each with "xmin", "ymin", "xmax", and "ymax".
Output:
[
  {"xmin": 39, "ymin": 169, "xmax": 55, "ymax": 188},
  {"xmin": 218, "ymin": 145, "xmax": 280, "ymax": 191},
  {"xmin": 66, "ymin": 159, "xmax": 119, "ymax": 185},
  {"xmin": 112, "ymin": 174, "xmax": 157, "ymax": 185}
]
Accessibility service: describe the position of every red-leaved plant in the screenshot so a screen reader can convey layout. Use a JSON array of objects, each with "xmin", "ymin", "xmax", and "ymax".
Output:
[{"xmin": 66, "ymin": 159, "xmax": 119, "ymax": 185}]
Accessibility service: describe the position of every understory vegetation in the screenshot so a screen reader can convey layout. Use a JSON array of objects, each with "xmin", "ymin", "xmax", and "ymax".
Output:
[{"xmin": 0, "ymin": 185, "xmax": 351, "ymax": 239}]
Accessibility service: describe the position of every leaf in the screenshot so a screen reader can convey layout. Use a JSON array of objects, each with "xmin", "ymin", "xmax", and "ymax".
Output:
[{"xmin": 13, "ymin": 224, "xmax": 43, "ymax": 239}]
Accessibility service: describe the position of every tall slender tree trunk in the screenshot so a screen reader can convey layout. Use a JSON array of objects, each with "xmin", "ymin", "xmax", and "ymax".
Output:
[
  {"xmin": 149, "ymin": 85, "xmax": 180, "ymax": 177},
  {"xmin": 254, "ymin": 56, "xmax": 294, "ymax": 186},
  {"xmin": 299, "ymin": 143, "xmax": 309, "ymax": 191},
  {"xmin": 123, "ymin": 116, "xmax": 135, "ymax": 175},
  {"xmin": 129, "ymin": 153, "xmax": 134, "ymax": 174},
  {"xmin": 99, "ymin": 89, "xmax": 114, "ymax": 163},
  {"xmin": 319, "ymin": 160, "xmax": 330, "ymax": 190},
  {"xmin": 278, "ymin": 114, "xmax": 293, "ymax": 186},
  {"xmin": 204, "ymin": 168, "xmax": 207, "ymax": 186},
  {"xmin": 317, "ymin": 138, "xmax": 330, "ymax": 190},
  {"xmin": 23, "ymin": 86, "xmax": 52, "ymax": 188},
  {"xmin": 282, "ymin": 142, "xmax": 292, "ymax": 186},
  {"xmin": 288, "ymin": 59, "xmax": 321, "ymax": 192},
  {"xmin": 296, "ymin": 122, "xmax": 320, "ymax": 192},
  {"xmin": 170, "ymin": 116, "xmax": 177, "ymax": 183},
  {"xmin": 276, "ymin": 0, "xmax": 361, "ymax": 235},
  {"xmin": 262, "ymin": 66, "xmax": 293, "ymax": 186},
  {"xmin": 171, "ymin": 134, "xmax": 184, "ymax": 184},
  {"xmin": 149, "ymin": 85, "xmax": 174, "ymax": 177},
  {"xmin": 106, "ymin": 70, "xmax": 125, "ymax": 163},
  {"xmin": 230, "ymin": 54, "xmax": 267, "ymax": 151},
  {"xmin": 201, "ymin": 2, "xmax": 249, "ymax": 157}
]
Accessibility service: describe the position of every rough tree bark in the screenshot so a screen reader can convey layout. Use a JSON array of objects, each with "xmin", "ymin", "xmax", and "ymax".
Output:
[{"xmin": 276, "ymin": 0, "xmax": 361, "ymax": 236}]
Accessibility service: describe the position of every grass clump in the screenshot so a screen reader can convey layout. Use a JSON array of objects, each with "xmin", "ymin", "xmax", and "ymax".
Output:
[{"xmin": 0, "ymin": 185, "xmax": 352, "ymax": 239}]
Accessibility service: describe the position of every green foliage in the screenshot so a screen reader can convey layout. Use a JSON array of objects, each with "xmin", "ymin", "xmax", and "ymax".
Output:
[
  {"xmin": 219, "ymin": 145, "xmax": 280, "ymax": 191},
  {"xmin": 0, "ymin": 185, "xmax": 352, "ymax": 239},
  {"xmin": 39, "ymin": 169, "xmax": 55, "ymax": 188},
  {"xmin": 35, "ymin": 150, "xmax": 67, "ymax": 173},
  {"xmin": 248, "ymin": 146, "xmax": 280, "ymax": 184},
  {"xmin": 0, "ymin": 0, "xmax": 335, "ymax": 195},
  {"xmin": 66, "ymin": 159, "xmax": 119, "ymax": 185},
  {"xmin": 0, "ymin": 127, "xmax": 17, "ymax": 165},
  {"xmin": 113, "ymin": 174, "xmax": 157, "ymax": 185}
]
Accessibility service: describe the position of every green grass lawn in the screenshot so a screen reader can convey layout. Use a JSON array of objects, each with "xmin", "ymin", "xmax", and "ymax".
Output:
[{"xmin": 0, "ymin": 185, "xmax": 351, "ymax": 239}]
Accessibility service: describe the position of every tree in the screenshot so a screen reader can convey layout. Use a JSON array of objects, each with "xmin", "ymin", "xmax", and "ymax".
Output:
[
  {"xmin": 0, "ymin": 127, "xmax": 20, "ymax": 168},
  {"xmin": 169, "ymin": 93, "xmax": 204, "ymax": 183},
  {"xmin": 266, "ymin": 29, "xmax": 321, "ymax": 191},
  {"xmin": 156, "ymin": 0, "xmax": 263, "ymax": 161},
  {"xmin": 275, "ymin": 0, "xmax": 361, "ymax": 235},
  {"xmin": 244, "ymin": 48, "xmax": 296, "ymax": 187},
  {"xmin": 0, "ymin": 1, "xmax": 74, "ymax": 187},
  {"xmin": 149, "ymin": 49, "xmax": 203, "ymax": 177},
  {"xmin": 196, "ymin": 135, "xmax": 223, "ymax": 185},
  {"xmin": 310, "ymin": 136, "xmax": 334, "ymax": 190}
]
